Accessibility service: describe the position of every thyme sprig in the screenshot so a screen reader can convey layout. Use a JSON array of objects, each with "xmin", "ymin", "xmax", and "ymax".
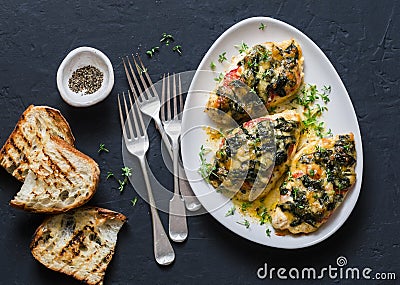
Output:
[
  {"xmin": 225, "ymin": 206, "xmax": 236, "ymax": 217},
  {"xmin": 218, "ymin": 52, "xmax": 227, "ymax": 63},
  {"xmin": 235, "ymin": 41, "xmax": 249, "ymax": 54},
  {"xmin": 98, "ymin": 143, "xmax": 109, "ymax": 153},
  {"xmin": 146, "ymin": 46, "xmax": 159, "ymax": 58},
  {"xmin": 237, "ymin": 219, "xmax": 250, "ymax": 228},
  {"xmin": 198, "ymin": 145, "xmax": 215, "ymax": 182},
  {"xmin": 172, "ymin": 45, "xmax": 182, "ymax": 55},
  {"xmin": 160, "ymin": 33, "xmax": 174, "ymax": 46},
  {"xmin": 297, "ymin": 84, "xmax": 332, "ymax": 138},
  {"xmin": 107, "ymin": 167, "xmax": 133, "ymax": 192},
  {"xmin": 210, "ymin": 61, "xmax": 216, "ymax": 71}
]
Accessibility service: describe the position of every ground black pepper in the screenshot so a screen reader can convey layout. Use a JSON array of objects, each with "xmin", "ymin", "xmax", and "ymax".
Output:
[{"xmin": 68, "ymin": 65, "xmax": 103, "ymax": 95}]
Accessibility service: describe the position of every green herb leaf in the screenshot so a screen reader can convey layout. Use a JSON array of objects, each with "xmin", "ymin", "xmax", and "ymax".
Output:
[
  {"xmin": 296, "ymin": 84, "xmax": 319, "ymax": 107},
  {"xmin": 321, "ymin": 85, "xmax": 331, "ymax": 104},
  {"xmin": 137, "ymin": 65, "xmax": 147, "ymax": 75},
  {"xmin": 259, "ymin": 23, "xmax": 266, "ymax": 30},
  {"xmin": 160, "ymin": 32, "xmax": 174, "ymax": 46},
  {"xmin": 118, "ymin": 179, "xmax": 126, "ymax": 192},
  {"xmin": 98, "ymin": 143, "xmax": 109, "ymax": 153},
  {"xmin": 237, "ymin": 219, "xmax": 250, "ymax": 229},
  {"xmin": 117, "ymin": 167, "xmax": 133, "ymax": 192},
  {"xmin": 301, "ymin": 101, "xmax": 330, "ymax": 138},
  {"xmin": 241, "ymin": 201, "xmax": 252, "ymax": 212},
  {"xmin": 218, "ymin": 51, "xmax": 227, "ymax": 63},
  {"xmin": 122, "ymin": 167, "xmax": 132, "ymax": 177},
  {"xmin": 210, "ymin": 61, "xmax": 216, "ymax": 71},
  {"xmin": 106, "ymin": 171, "xmax": 114, "ymax": 180},
  {"xmin": 225, "ymin": 206, "xmax": 236, "ymax": 217},
  {"xmin": 214, "ymin": 72, "xmax": 224, "ymax": 83},
  {"xmin": 266, "ymin": 228, "xmax": 271, "ymax": 237},
  {"xmin": 235, "ymin": 41, "xmax": 249, "ymax": 54},
  {"xmin": 146, "ymin": 46, "xmax": 159, "ymax": 58},
  {"xmin": 198, "ymin": 145, "xmax": 214, "ymax": 182},
  {"xmin": 292, "ymin": 187, "xmax": 299, "ymax": 200},
  {"xmin": 172, "ymin": 45, "xmax": 182, "ymax": 55},
  {"xmin": 131, "ymin": 197, "xmax": 138, "ymax": 206},
  {"xmin": 257, "ymin": 207, "xmax": 271, "ymax": 225},
  {"xmin": 296, "ymin": 84, "xmax": 331, "ymax": 108}
]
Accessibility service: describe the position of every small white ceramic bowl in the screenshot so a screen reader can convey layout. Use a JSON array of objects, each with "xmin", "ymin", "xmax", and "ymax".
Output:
[{"xmin": 57, "ymin": 46, "xmax": 114, "ymax": 107}]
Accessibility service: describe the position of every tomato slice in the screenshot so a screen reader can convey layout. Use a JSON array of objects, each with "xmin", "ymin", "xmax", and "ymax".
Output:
[
  {"xmin": 223, "ymin": 67, "xmax": 241, "ymax": 86},
  {"xmin": 292, "ymin": 170, "xmax": 304, "ymax": 179},
  {"xmin": 243, "ymin": 117, "xmax": 270, "ymax": 128}
]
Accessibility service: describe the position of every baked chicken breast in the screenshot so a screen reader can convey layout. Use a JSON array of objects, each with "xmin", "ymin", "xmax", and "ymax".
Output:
[
  {"xmin": 206, "ymin": 39, "xmax": 304, "ymax": 124},
  {"xmin": 271, "ymin": 134, "xmax": 357, "ymax": 234},
  {"xmin": 208, "ymin": 110, "xmax": 301, "ymax": 201}
]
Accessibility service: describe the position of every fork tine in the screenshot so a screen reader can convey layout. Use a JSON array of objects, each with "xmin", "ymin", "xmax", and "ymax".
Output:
[
  {"xmin": 178, "ymin": 74, "xmax": 183, "ymax": 115},
  {"xmin": 122, "ymin": 57, "xmax": 137, "ymax": 100},
  {"xmin": 173, "ymin": 73, "xmax": 178, "ymax": 120},
  {"xmin": 137, "ymin": 54, "xmax": 154, "ymax": 86},
  {"xmin": 137, "ymin": 54, "xmax": 159, "ymax": 98},
  {"xmin": 118, "ymin": 94, "xmax": 129, "ymax": 141},
  {"xmin": 126, "ymin": 55, "xmax": 144, "ymax": 102},
  {"xmin": 122, "ymin": 91, "xmax": 135, "ymax": 139},
  {"xmin": 166, "ymin": 73, "xmax": 171, "ymax": 121},
  {"xmin": 132, "ymin": 55, "xmax": 152, "ymax": 100},
  {"xmin": 161, "ymin": 74, "xmax": 166, "ymax": 121},
  {"xmin": 124, "ymin": 56, "xmax": 142, "ymax": 103},
  {"xmin": 126, "ymin": 90, "xmax": 143, "ymax": 138},
  {"xmin": 135, "ymin": 91, "xmax": 147, "ymax": 138}
]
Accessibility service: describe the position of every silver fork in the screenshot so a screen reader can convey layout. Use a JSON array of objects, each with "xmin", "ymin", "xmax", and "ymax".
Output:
[
  {"xmin": 118, "ymin": 91, "xmax": 175, "ymax": 265},
  {"xmin": 122, "ymin": 54, "xmax": 201, "ymax": 211},
  {"xmin": 161, "ymin": 73, "xmax": 188, "ymax": 242}
]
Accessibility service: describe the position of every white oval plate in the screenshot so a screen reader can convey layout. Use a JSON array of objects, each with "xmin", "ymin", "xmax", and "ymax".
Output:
[{"xmin": 181, "ymin": 17, "xmax": 363, "ymax": 248}]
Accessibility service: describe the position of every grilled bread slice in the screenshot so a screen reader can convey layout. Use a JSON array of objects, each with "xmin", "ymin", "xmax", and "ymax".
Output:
[
  {"xmin": 271, "ymin": 134, "xmax": 357, "ymax": 234},
  {"xmin": 10, "ymin": 135, "xmax": 100, "ymax": 213},
  {"xmin": 31, "ymin": 207, "xmax": 127, "ymax": 285},
  {"xmin": 0, "ymin": 105, "xmax": 75, "ymax": 181}
]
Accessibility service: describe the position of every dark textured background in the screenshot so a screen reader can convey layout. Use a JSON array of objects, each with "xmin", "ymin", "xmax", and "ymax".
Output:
[{"xmin": 0, "ymin": 0, "xmax": 399, "ymax": 284}]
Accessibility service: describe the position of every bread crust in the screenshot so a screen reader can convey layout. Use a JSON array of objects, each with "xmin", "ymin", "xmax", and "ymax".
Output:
[
  {"xmin": 10, "ymin": 135, "xmax": 100, "ymax": 213},
  {"xmin": 30, "ymin": 207, "xmax": 126, "ymax": 285},
  {"xmin": 0, "ymin": 105, "xmax": 75, "ymax": 181},
  {"xmin": 30, "ymin": 207, "xmax": 127, "ymax": 249}
]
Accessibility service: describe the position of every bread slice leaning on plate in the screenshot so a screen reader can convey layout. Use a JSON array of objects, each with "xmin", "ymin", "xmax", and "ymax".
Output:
[
  {"xmin": 31, "ymin": 207, "xmax": 127, "ymax": 285},
  {"xmin": 10, "ymin": 135, "xmax": 100, "ymax": 213},
  {"xmin": 0, "ymin": 105, "xmax": 75, "ymax": 181}
]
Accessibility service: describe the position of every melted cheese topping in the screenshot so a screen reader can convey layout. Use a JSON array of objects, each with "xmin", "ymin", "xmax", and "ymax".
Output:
[
  {"xmin": 271, "ymin": 134, "xmax": 357, "ymax": 234},
  {"xmin": 209, "ymin": 110, "xmax": 301, "ymax": 201},
  {"xmin": 206, "ymin": 40, "xmax": 304, "ymax": 125}
]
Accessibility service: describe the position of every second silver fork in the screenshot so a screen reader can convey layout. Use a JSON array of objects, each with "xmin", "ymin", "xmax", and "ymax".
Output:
[
  {"xmin": 122, "ymin": 55, "xmax": 201, "ymax": 212},
  {"xmin": 162, "ymin": 74, "xmax": 188, "ymax": 242},
  {"xmin": 118, "ymin": 91, "xmax": 175, "ymax": 265}
]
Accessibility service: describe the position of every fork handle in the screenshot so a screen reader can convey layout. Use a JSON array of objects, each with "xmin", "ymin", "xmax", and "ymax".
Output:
[
  {"xmin": 178, "ymin": 164, "xmax": 202, "ymax": 211},
  {"xmin": 139, "ymin": 158, "xmax": 175, "ymax": 265},
  {"xmin": 169, "ymin": 140, "xmax": 188, "ymax": 242},
  {"xmin": 154, "ymin": 117, "xmax": 173, "ymax": 158},
  {"xmin": 154, "ymin": 118, "xmax": 202, "ymax": 211}
]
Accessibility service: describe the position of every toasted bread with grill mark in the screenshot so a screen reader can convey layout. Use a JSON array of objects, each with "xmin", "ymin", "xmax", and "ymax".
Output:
[
  {"xmin": 30, "ymin": 207, "xmax": 127, "ymax": 285},
  {"xmin": 10, "ymin": 135, "xmax": 99, "ymax": 213},
  {"xmin": 0, "ymin": 105, "xmax": 75, "ymax": 181}
]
